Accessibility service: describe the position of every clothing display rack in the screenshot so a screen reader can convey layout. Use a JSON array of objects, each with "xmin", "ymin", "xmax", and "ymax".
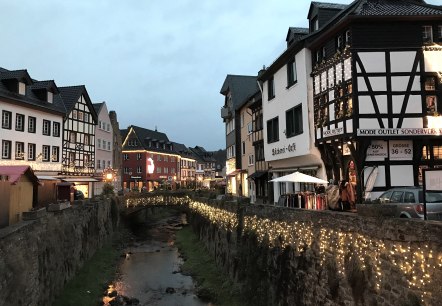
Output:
[{"xmin": 277, "ymin": 191, "xmax": 327, "ymax": 210}]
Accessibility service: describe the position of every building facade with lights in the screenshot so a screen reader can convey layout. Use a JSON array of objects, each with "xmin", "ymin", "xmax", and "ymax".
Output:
[
  {"xmin": 220, "ymin": 75, "xmax": 259, "ymax": 195},
  {"xmin": 307, "ymin": 0, "xmax": 442, "ymax": 201},
  {"xmin": 0, "ymin": 68, "xmax": 68, "ymax": 205},
  {"xmin": 58, "ymin": 86, "xmax": 98, "ymax": 198},
  {"xmin": 173, "ymin": 142, "xmax": 196, "ymax": 188},
  {"xmin": 121, "ymin": 125, "xmax": 180, "ymax": 191},
  {"xmin": 93, "ymin": 102, "xmax": 117, "ymax": 194},
  {"xmin": 259, "ymin": 27, "xmax": 326, "ymax": 205}
]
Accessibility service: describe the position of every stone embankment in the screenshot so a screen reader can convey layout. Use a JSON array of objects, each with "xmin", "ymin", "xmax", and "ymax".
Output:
[
  {"xmin": 186, "ymin": 197, "xmax": 442, "ymax": 306},
  {"xmin": 0, "ymin": 197, "xmax": 120, "ymax": 306}
]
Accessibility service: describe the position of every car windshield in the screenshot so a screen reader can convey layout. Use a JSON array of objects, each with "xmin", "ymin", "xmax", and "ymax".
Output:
[{"xmin": 418, "ymin": 191, "xmax": 442, "ymax": 203}]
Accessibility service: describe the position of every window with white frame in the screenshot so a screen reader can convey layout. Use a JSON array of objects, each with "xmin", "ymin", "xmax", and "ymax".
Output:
[
  {"xmin": 107, "ymin": 141, "xmax": 110, "ymax": 150},
  {"xmin": 164, "ymin": 167, "xmax": 169, "ymax": 174},
  {"xmin": 248, "ymin": 154, "xmax": 254, "ymax": 166},
  {"xmin": 137, "ymin": 153, "xmax": 142, "ymax": 160},
  {"xmin": 2, "ymin": 111, "xmax": 11, "ymax": 129},
  {"xmin": 98, "ymin": 139, "xmax": 101, "ymax": 149},
  {"xmin": 97, "ymin": 159, "xmax": 101, "ymax": 169},
  {"xmin": 15, "ymin": 142, "xmax": 24, "ymax": 159},
  {"xmin": 84, "ymin": 135, "xmax": 90, "ymax": 146},
  {"xmin": 247, "ymin": 122, "xmax": 253, "ymax": 135},
  {"xmin": 137, "ymin": 166, "xmax": 142, "ymax": 173},
  {"xmin": 226, "ymin": 118, "xmax": 235, "ymax": 135},
  {"xmin": 70, "ymin": 131, "xmax": 76, "ymax": 143},
  {"xmin": 72, "ymin": 110, "xmax": 77, "ymax": 119},
  {"xmin": 107, "ymin": 160, "xmax": 110, "ymax": 168},
  {"xmin": 42, "ymin": 145, "xmax": 50, "ymax": 161},
  {"xmin": 157, "ymin": 167, "xmax": 162, "ymax": 173},
  {"xmin": 28, "ymin": 116, "xmax": 36, "ymax": 133},
  {"xmin": 18, "ymin": 82, "xmax": 26, "ymax": 95},
  {"xmin": 51, "ymin": 146, "xmax": 59, "ymax": 162},
  {"xmin": 123, "ymin": 153, "xmax": 128, "ymax": 160},
  {"xmin": 2, "ymin": 140, "xmax": 11, "ymax": 159},
  {"xmin": 423, "ymin": 25, "xmax": 433, "ymax": 43},
  {"xmin": 42, "ymin": 120, "xmax": 51, "ymax": 136},
  {"xmin": 28, "ymin": 143, "xmax": 35, "ymax": 160},
  {"xmin": 15, "ymin": 114, "xmax": 24, "ymax": 131},
  {"xmin": 124, "ymin": 167, "xmax": 129, "ymax": 174}
]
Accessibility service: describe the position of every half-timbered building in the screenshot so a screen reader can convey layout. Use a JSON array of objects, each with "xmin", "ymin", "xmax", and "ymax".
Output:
[
  {"xmin": 59, "ymin": 86, "xmax": 98, "ymax": 197},
  {"xmin": 309, "ymin": 0, "xmax": 442, "ymax": 201}
]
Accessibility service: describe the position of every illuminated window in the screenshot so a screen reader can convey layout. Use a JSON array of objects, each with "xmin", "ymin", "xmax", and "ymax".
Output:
[
  {"xmin": 434, "ymin": 146, "xmax": 442, "ymax": 160},
  {"xmin": 426, "ymin": 96, "xmax": 437, "ymax": 114},
  {"xmin": 346, "ymin": 98, "xmax": 353, "ymax": 117}
]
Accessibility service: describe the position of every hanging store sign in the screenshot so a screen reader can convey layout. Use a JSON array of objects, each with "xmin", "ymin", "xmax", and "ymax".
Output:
[
  {"xmin": 389, "ymin": 140, "xmax": 413, "ymax": 160},
  {"xmin": 323, "ymin": 127, "xmax": 344, "ymax": 138},
  {"xmin": 366, "ymin": 140, "xmax": 388, "ymax": 161},
  {"xmin": 357, "ymin": 128, "xmax": 442, "ymax": 136}
]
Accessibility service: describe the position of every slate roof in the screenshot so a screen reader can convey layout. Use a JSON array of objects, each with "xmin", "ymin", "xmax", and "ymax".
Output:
[
  {"xmin": 354, "ymin": 0, "xmax": 442, "ymax": 16},
  {"xmin": 288, "ymin": 27, "xmax": 310, "ymax": 34},
  {"xmin": 172, "ymin": 142, "xmax": 195, "ymax": 158},
  {"xmin": 220, "ymin": 75, "xmax": 259, "ymax": 111},
  {"xmin": 92, "ymin": 102, "xmax": 104, "ymax": 114},
  {"xmin": 311, "ymin": 1, "xmax": 348, "ymax": 10},
  {"xmin": 59, "ymin": 85, "xmax": 98, "ymax": 122},
  {"xmin": 123, "ymin": 125, "xmax": 174, "ymax": 153},
  {"xmin": 0, "ymin": 68, "xmax": 66, "ymax": 115}
]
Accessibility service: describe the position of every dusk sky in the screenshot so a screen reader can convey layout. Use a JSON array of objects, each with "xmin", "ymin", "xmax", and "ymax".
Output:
[{"xmin": 0, "ymin": 0, "xmax": 350, "ymax": 151}]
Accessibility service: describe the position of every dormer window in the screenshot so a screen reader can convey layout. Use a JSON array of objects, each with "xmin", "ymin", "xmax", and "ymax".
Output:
[
  {"xmin": 337, "ymin": 35, "xmax": 343, "ymax": 50},
  {"xmin": 47, "ymin": 91, "xmax": 53, "ymax": 103},
  {"xmin": 345, "ymin": 30, "xmax": 351, "ymax": 45},
  {"xmin": 18, "ymin": 82, "xmax": 26, "ymax": 95},
  {"xmin": 322, "ymin": 47, "xmax": 326, "ymax": 60}
]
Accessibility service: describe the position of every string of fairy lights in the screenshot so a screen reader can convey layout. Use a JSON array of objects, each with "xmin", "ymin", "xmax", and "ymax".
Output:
[{"xmin": 124, "ymin": 195, "xmax": 442, "ymax": 304}]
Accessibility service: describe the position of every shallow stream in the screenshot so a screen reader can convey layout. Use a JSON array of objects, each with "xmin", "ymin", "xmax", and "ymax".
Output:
[{"xmin": 103, "ymin": 212, "xmax": 209, "ymax": 306}]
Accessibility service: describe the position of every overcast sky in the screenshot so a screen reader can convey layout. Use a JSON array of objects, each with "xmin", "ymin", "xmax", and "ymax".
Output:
[{"xmin": 0, "ymin": 0, "xmax": 350, "ymax": 151}]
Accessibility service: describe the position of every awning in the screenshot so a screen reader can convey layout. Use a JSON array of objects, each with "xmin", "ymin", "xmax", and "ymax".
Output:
[
  {"xmin": 248, "ymin": 171, "xmax": 268, "ymax": 180},
  {"xmin": 37, "ymin": 176, "xmax": 59, "ymax": 180},
  {"xmin": 61, "ymin": 178, "xmax": 100, "ymax": 182}
]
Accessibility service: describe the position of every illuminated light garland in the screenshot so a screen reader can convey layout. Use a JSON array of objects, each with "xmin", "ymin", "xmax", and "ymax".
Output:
[{"xmin": 124, "ymin": 195, "xmax": 442, "ymax": 304}]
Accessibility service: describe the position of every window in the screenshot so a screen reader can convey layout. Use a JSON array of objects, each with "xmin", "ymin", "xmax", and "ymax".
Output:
[
  {"xmin": 404, "ymin": 192, "xmax": 415, "ymax": 203},
  {"xmin": 84, "ymin": 154, "xmax": 90, "ymax": 166},
  {"xmin": 242, "ymin": 141, "xmax": 245, "ymax": 155},
  {"xmin": 322, "ymin": 46, "xmax": 326, "ymax": 59},
  {"xmin": 72, "ymin": 110, "xmax": 77, "ymax": 119},
  {"xmin": 164, "ymin": 156, "xmax": 168, "ymax": 162},
  {"xmin": 2, "ymin": 140, "xmax": 11, "ymax": 159},
  {"xmin": 425, "ymin": 77, "xmax": 436, "ymax": 91},
  {"xmin": 42, "ymin": 145, "xmax": 50, "ymax": 161},
  {"xmin": 47, "ymin": 91, "xmax": 53, "ymax": 103},
  {"xmin": 286, "ymin": 105, "xmax": 303, "ymax": 138},
  {"xmin": 18, "ymin": 82, "xmax": 26, "ymax": 95},
  {"xmin": 255, "ymin": 141, "xmax": 264, "ymax": 161},
  {"xmin": 268, "ymin": 76, "xmax": 275, "ymax": 100},
  {"xmin": 84, "ymin": 113, "xmax": 89, "ymax": 123},
  {"xmin": 137, "ymin": 153, "xmax": 142, "ymax": 160},
  {"xmin": 287, "ymin": 58, "xmax": 297, "ymax": 87},
  {"xmin": 107, "ymin": 123, "xmax": 110, "ymax": 131},
  {"xmin": 15, "ymin": 142, "xmax": 24, "ymax": 160},
  {"xmin": 390, "ymin": 191, "xmax": 403, "ymax": 203},
  {"xmin": 345, "ymin": 30, "xmax": 351, "ymax": 44},
  {"xmin": 438, "ymin": 25, "xmax": 442, "ymax": 40},
  {"xmin": 123, "ymin": 154, "xmax": 129, "ymax": 160},
  {"xmin": 42, "ymin": 120, "xmax": 51, "ymax": 136},
  {"xmin": 164, "ymin": 167, "xmax": 169, "ymax": 174},
  {"xmin": 51, "ymin": 146, "xmax": 59, "ymax": 162},
  {"xmin": 137, "ymin": 166, "xmax": 142, "ymax": 173},
  {"xmin": 97, "ymin": 139, "xmax": 101, "ymax": 148},
  {"xmin": 267, "ymin": 117, "xmax": 279, "ymax": 143},
  {"xmin": 53, "ymin": 122, "xmax": 60, "ymax": 137},
  {"xmin": 15, "ymin": 114, "xmax": 24, "ymax": 131},
  {"xmin": 107, "ymin": 160, "xmax": 111, "ymax": 168},
  {"xmin": 337, "ymin": 35, "xmax": 343, "ymax": 49},
  {"xmin": 84, "ymin": 135, "xmax": 90, "ymax": 146},
  {"xmin": 247, "ymin": 122, "xmax": 253, "ymax": 135},
  {"xmin": 426, "ymin": 95, "xmax": 437, "ymax": 113},
  {"xmin": 2, "ymin": 110, "xmax": 11, "ymax": 129},
  {"xmin": 107, "ymin": 141, "xmax": 110, "ymax": 150},
  {"xmin": 157, "ymin": 155, "xmax": 162, "ymax": 161},
  {"xmin": 422, "ymin": 25, "xmax": 433, "ymax": 43},
  {"xmin": 248, "ymin": 154, "xmax": 254, "ymax": 166},
  {"xmin": 70, "ymin": 131, "xmax": 76, "ymax": 143},
  {"xmin": 157, "ymin": 167, "xmax": 162, "ymax": 173},
  {"xmin": 78, "ymin": 111, "xmax": 84, "ymax": 121},
  {"xmin": 97, "ymin": 160, "xmax": 101, "ymax": 169},
  {"xmin": 124, "ymin": 167, "xmax": 130, "ymax": 174},
  {"xmin": 28, "ymin": 116, "xmax": 36, "ymax": 133},
  {"xmin": 28, "ymin": 143, "xmax": 35, "ymax": 160},
  {"xmin": 69, "ymin": 152, "xmax": 76, "ymax": 164}
]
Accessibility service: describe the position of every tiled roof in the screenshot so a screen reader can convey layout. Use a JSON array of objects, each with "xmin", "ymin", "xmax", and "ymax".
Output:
[
  {"xmin": 354, "ymin": 0, "xmax": 442, "ymax": 16},
  {"xmin": 220, "ymin": 75, "xmax": 259, "ymax": 111},
  {"xmin": 29, "ymin": 80, "xmax": 60, "ymax": 94}
]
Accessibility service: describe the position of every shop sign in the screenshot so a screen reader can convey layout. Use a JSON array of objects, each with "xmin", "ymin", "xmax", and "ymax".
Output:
[
  {"xmin": 357, "ymin": 128, "xmax": 442, "ymax": 136},
  {"xmin": 366, "ymin": 140, "xmax": 388, "ymax": 161},
  {"xmin": 271, "ymin": 142, "xmax": 296, "ymax": 156},
  {"xmin": 389, "ymin": 140, "xmax": 413, "ymax": 160},
  {"xmin": 323, "ymin": 127, "xmax": 344, "ymax": 138}
]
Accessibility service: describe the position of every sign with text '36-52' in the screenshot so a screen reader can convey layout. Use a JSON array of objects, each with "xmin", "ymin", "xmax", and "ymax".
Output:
[
  {"xmin": 389, "ymin": 140, "xmax": 413, "ymax": 161},
  {"xmin": 366, "ymin": 140, "xmax": 388, "ymax": 161}
]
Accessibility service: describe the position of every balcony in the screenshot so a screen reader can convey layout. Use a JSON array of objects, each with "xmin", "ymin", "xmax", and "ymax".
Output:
[{"xmin": 221, "ymin": 106, "xmax": 232, "ymax": 119}]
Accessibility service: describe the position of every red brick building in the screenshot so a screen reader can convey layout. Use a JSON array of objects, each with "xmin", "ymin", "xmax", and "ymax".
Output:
[{"xmin": 121, "ymin": 125, "xmax": 180, "ymax": 191}]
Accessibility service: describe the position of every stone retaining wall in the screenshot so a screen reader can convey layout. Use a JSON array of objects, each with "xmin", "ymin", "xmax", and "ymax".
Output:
[
  {"xmin": 187, "ymin": 198, "xmax": 442, "ymax": 306},
  {"xmin": 0, "ymin": 197, "xmax": 119, "ymax": 306}
]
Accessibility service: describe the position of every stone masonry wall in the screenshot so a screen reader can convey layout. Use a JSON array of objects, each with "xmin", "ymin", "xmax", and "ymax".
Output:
[
  {"xmin": 187, "ymin": 198, "xmax": 442, "ymax": 306},
  {"xmin": 0, "ymin": 197, "xmax": 119, "ymax": 306}
]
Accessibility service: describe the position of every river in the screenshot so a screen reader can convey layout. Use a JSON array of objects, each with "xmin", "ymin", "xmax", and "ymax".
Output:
[{"xmin": 103, "ymin": 211, "xmax": 209, "ymax": 306}]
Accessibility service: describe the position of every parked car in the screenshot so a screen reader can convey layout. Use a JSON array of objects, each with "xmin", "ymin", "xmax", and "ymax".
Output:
[{"xmin": 375, "ymin": 187, "xmax": 442, "ymax": 221}]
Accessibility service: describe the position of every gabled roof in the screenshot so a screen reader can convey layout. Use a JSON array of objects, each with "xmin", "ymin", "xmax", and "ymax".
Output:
[
  {"xmin": 286, "ymin": 27, "xmax": 309, "ymax": 42},
  {"xmin": 220, "ymin": 75, "xmax": 259, "ymax": 111},
  {"xmin": 123, "ymin": 125, "xmax": 174, "ymax": 153},
  {"xmin": 172, "ymin": 142, "xmax": 195, "ymax": 158},
  {"xmin": 0, "ymin": 68, "xmax": 66, "ymax": 115},
  {"xmin": 0, "ymin": 166, "xmax": 38, "ymax": 185},
  {"xmin": 92, "ymin": 102, "xmax": 105, "ymax": 114},
  {"xmin": 0, "ymin": 69, "xmax": 33, "ymax": 84},
  {"xmin": 59, "ymin": 85, "xmax": 98, "ymax": 122}
]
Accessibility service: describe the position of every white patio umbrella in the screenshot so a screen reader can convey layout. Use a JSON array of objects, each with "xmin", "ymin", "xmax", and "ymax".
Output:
[{"xmin": 269, "ymin": 171, "xmax": 328, "ymax": 184}]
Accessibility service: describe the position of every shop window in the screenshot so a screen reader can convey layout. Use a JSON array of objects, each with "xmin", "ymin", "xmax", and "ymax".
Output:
[
  {"xmin": 336, "ymin": 100, "xmax": 344, "ymax": 120},
  {"xmin": 346, "ymin": 98, "xmax": 353, "ymax": 117},
  {"xmin": 347, "ymin": 82, "xmax": 352, "ymax": 94},
  {"xmin": 434, "ymin": 146, "xmax": 442, "ymax": 159}
]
